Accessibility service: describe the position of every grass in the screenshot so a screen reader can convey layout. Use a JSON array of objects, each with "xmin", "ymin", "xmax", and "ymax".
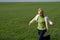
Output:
[{"xmin": 0, "ymin": 2, "xmax": 60, "ymax": 40}]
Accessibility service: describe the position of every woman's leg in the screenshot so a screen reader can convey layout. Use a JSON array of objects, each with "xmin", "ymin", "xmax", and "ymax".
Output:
[{"xmin": 38, "ymin": 30, "xmax": 46, "ymax": 40}]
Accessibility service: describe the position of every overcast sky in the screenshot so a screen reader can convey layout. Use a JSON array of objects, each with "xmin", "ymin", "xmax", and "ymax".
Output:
[{"xmin": 0, "ymin": 0, "xmax": 60, "ymax": 2}]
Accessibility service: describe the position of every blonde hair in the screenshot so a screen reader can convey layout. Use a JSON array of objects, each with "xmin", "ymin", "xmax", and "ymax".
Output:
[
  {"xmin": 38, "ymin": 8, "xmax": 43, "ymax": 11},
  {"xmin": 38, "ymin": 8, "xmax": 44, "ymax": 17}
]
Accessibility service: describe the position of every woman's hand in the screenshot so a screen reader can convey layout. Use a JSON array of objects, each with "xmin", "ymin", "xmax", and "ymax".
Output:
[{"xmin": 28, "ymin": 22, "xmax": 31, "ymax": 26}]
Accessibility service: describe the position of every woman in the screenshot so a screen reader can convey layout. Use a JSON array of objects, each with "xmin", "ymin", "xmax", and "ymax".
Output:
[{"xmin": 29, "ymin": 8, "xmax": 53, "ymax": 40}]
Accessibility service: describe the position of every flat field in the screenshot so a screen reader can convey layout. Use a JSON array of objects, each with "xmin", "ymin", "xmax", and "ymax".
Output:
[{"xmin": 0, "ymin": 2, "xmax": 60, "ymax": 40}]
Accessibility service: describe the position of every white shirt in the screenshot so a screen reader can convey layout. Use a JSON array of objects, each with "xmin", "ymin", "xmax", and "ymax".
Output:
[{"xmin": 29, "ymin": 14, "xmax": 53, "ymax": 25}]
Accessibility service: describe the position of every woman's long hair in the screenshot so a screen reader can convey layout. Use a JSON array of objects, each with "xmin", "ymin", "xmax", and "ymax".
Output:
[{"xmin": 38, "ymin": 8, "xmax": 44, "ymax": 18}]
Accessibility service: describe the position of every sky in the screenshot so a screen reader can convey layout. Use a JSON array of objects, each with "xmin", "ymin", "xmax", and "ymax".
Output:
[{"xmin": 0, "ymin": 0, "xmax": 60, "ymax": 2}]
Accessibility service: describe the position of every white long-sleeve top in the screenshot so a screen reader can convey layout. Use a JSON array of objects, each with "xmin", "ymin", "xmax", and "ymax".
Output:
[{"xmin": 29, "ymin": 14, "xmax": 53, "ymax": 25}]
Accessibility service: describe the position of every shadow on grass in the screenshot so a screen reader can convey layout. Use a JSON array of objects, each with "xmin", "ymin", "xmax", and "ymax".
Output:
[{"xmin": 42, "ymin": 35, "xmax": 50, "ymax": 40}]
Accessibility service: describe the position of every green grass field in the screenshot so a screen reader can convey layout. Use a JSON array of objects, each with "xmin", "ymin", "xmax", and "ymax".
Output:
[{"xmin": 0, "ymin": 2, "xmax": 60, "ymax": 40}]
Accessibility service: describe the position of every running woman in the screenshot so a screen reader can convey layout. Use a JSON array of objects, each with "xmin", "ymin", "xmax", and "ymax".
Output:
[{"xmin": 28, "ymin": 8, "xmax": 53, "ymax": 40}]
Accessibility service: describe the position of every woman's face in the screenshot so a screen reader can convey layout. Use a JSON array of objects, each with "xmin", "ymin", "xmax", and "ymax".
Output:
[{"xmin": 38, "ymin": 10, "xmax": 43, "ymax": 16}]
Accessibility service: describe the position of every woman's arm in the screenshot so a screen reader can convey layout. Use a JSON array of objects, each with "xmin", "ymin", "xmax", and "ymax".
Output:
[
  {"xmin": 45, "ymin": 16, "xmax": 53, "ymax": 31},
  {"xmin": 29, "ymin": 18, "xmax": 36, "ymax": 25},
  {"xmin": 45, "ymin": 17, "xmax": 48, "ymax": 31},
  {"xmin": 29, "ymin": 14, "xmax": 39, "ymax": 25},
  {"xmin": 48, "ymin": 20, "xmax": 53, "ymax": 25}
]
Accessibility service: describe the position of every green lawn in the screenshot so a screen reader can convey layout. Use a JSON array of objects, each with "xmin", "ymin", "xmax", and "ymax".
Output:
[{"xmin": 0, "ymin": 2, "xmax": 60, "ymax": 40}]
